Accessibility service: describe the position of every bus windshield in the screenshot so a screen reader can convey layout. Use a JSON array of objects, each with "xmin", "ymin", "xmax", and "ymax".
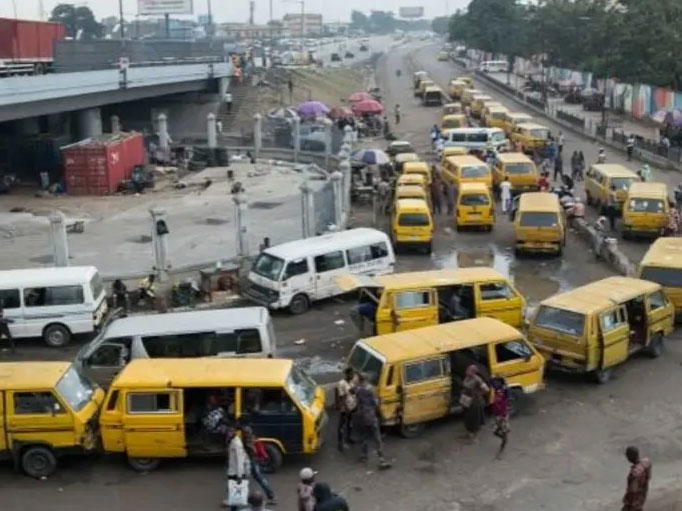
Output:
[
  {"xmin": 252, "ymin": 253, "xmax": 285, "ymax": 281},
  {"xmin": 286, "ymin": 367, "xmax": 317, "ymax": 408},
  {"xmin": 56, "ymin": 366, "xmax": 96, "ymax": 412},
  {"xmin": 349, "ymin": 345, "xmax": 384, "ymax": 385}
]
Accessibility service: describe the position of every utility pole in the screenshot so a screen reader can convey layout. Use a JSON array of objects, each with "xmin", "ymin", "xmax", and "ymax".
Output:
[
  {"xmin": 165, "ymin": 13, "xmax": 170, "ymax": 38},
  {"xmin": 207, "ymin": 0, "xmax": 213, "ymax": 38},
  {"xmin": 119, "ymin": 0, "xmax": 125, "ymax": 39}
]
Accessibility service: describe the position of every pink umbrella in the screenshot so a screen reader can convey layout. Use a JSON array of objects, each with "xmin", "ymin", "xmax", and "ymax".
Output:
[
  {"xmin": 349, "ymin": 91, "xmax": 373, "ymax": 103},
  {"xmin": 329, "ymin": 106, "xmax": 354, "ymax": 119},
  {"xmin": 352, "ymin": 99, "xmax": 384, "ymax": 114}
]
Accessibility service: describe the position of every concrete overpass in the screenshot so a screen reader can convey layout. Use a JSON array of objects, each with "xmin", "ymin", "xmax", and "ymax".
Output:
[{"xmin": 0, "ymin": 62, "xmax": 232, "ymax": 137}]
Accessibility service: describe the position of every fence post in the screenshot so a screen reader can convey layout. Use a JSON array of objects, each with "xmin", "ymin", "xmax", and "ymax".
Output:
[
  {"xmin": 234, "ymin": 192, "xmax": 250, "ymax": 258},
  {"xmin": 149, "ymin": 207, "xmax": 170, "ymax": 282},
  {"xmin": 49, "ymin": 211, "xmax": 69, "ymax": 267},
  {"xmin": 299, "ymin": 179, "xmax": 315, "ymax": 238},
  {"xmin": 253, "ymin": 113, "xmax": 262, "ymax": 160},
  {"xmin": 110, "ymin": 115, "xmax": 121, "ymax": 134},
  {"xmin": 323, "ymin": 118, "xmax": 333, "ymax": 169},
  {"xmin": 343, "ymin": 124, "xmax": 353, "ymax": 144},
  {"xmin": 338, "ymin": 159, "xmax": 351, "ymax": 225},
  {"xmin": 157, "ymin": 113, "xmax": 170, "ymax": 162},
  {"xmin": 207, "ymin": 113, "xmax": 217, "ymax": 149},
  {"xmin": 331, "ymin": 171, "xmax": 344, "ymax": 229},
  {"xmin": 292, "ymin": 114, "xmax": 301, "ymax": 163}
]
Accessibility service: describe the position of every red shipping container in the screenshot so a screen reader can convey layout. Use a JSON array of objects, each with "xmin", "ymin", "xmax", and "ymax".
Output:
[
  {"xmin": 0, "ymin": 18, "xmax": 65, "ymax": 61},
  {"xmin": 62, "ymin": 132, "xmax": 145, "ymax": 196}
]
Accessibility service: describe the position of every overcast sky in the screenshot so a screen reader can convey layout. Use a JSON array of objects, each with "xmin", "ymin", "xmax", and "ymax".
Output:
[{"xmin": 2, "ymin": 0, "xmax": 469, "ymax": 25}]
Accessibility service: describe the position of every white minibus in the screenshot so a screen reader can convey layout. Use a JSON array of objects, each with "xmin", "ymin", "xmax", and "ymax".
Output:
[
  {"xmin": 245, "ymin": 228, "xmax": 395, "ymax": 314},
  {"xmin": 444, "ymin": 127, "xmax": 508, "ymax": 152},
  {"xmin": 479, "ymin": 60, "xmax": 509, "ymax": 73},
  {"xmin": 74, "ymin": 307, "xmax": 276, "ymax": 387},
  {"xmin": 0, "ymin": 266, "xmax": 107, "ymax": 347}
]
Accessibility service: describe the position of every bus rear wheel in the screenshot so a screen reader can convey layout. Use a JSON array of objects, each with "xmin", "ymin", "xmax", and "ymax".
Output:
[{"xmin": 127, "ymin": 457, "xmax": 161, "ymax": 472}]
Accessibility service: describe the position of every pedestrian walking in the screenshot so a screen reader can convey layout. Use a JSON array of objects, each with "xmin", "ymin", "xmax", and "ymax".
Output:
[
  {"xmin": 216, "ymin": 120, "xmax": 223, "ymax": 134},
  {"xmin": 298, "ymin": 468, "xmax": 317, "ymax": 511},
  {"xmin": 222, "ymin": 424, "xmax": 251, "ymax": 509},
  {"xmin": 242, "ymin": 426, "xmax": 276, "ymax": 505},
  {"xmin": 626, "ymin": 134, "xmax": 635, "ymax": 161},
  {"xmin": 112, "ymin": 279, "xmax": 128, "ymax": 311},
  {"xmin": 0, "ymin": 305, "xmax": 15, "ymax": 353},
  {"xmin": 553, "ymin": 153, "xmax": 564, "ymax": 182},
  {"xmin": 224, "ymin": 92, "xmax": 233, "ymax": 114},
  {"xmin": 640, "ymin": 164, "xmax": 651, "ymax": 182},
  {"xmin": 576, "ymin": 151, "xmax": 585, "ymax": 181},
  {"xmin": 490, "ymin": 377, "xmax": 510, "ymax": 459},
  {"xmin": 354, "ymin": 373, "xmax": 391, "ymax": 469},
  {"xmin": 394, "ymin": 104, "xmax": 401, "ymax": 125},
  {"xmin": 246, "ymin": 490, "xmax": 272, "ymax": 511},
  {"xmin": 335, "ymin": 367, "xmax": 357, "ymax": 451},
  {"xmin": 674, "ymin": 184, "xmax": 682, "ymax": 213},
  {"xmin": 622, "ymin": 446, "xmax": 652, "ymax": 511},
  {"xmin": 597, "ymin": 147, "xmax": 606, "ymax": 163},
  {"xmin": 570, "ymin": 151, "xmax": 580, "ymax": 180},
  {"xmin": 442, "ymin": 180, "xmax": 454, "ymax": 216},
  {"xmin": 431, "ymin": 176, "xmax": 442, "ymax": 215},
  {"xmin": 312, "ymin": 482, "xmax": 349, "ymax": 511},
  {"xmin": 500, "ymin": 177, "xmax": 512, "ymax": 213},
  {"xmin": 460, "ymin": 365, "xmax": 489, "ymax": 442},
  {"xmin": 605, "ymin": 193, "xmax": 619, "ymax": 231},
  {"xmin": 558, "ymin": 131, "xmax": 565, "ymax": 154}
]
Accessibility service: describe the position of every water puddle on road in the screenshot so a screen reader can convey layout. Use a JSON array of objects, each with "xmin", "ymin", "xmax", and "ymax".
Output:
[
  {"xmin": 294, "ymin": 356, "xmax": 345, "ymax": 384},
  {"xmin": 432, "ymin": 243, "xmax": 564, "ymax": 307}
]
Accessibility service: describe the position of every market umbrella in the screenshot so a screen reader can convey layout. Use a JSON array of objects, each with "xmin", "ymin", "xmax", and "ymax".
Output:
[
  {"xmin": 348, "ymin": 91, "xmax": 373, "ymax": 103},
  {"xmin": 351, "ymin": 149, "xmax": 390, "ymax": 165},
  {"xmin": 328, "ymin": 106, "xmax": 354, "ymax": 119},
  {"xmin": 351, "ymin": 99, "xmax": 384, "ymax": 115},
  {"xmin": 267, "ymin": 106, "xmax": 298, "ymax": 119},
  {"xmin": 297, "ymin": 100, "xmax": 330, "ymax": 117}
]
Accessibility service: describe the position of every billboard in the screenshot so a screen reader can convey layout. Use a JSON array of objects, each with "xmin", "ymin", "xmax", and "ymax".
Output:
[
  {"xmin": 399, "ymin": 6, "xmax": 424, "ymax": 18},
  {"xmin": 138, "ymin": 0, "xmax": 194, "ymax": 15}
]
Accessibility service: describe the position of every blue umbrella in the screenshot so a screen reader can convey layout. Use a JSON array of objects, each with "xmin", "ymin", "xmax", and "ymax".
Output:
[{"xmin": 351, "ymin": 149, "xmax": 390, "ymax": 165}]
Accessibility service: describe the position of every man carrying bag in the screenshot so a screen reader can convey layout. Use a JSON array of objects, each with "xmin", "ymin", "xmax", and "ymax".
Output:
[{"xmin": 223, "ymin": 425, "xmax": 250, "ymax": 509}]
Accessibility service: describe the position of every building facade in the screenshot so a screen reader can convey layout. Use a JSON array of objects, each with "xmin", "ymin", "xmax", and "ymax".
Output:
[{"xmin": 282, "ymin": 13, "xmax": 323, "ymax": 37}]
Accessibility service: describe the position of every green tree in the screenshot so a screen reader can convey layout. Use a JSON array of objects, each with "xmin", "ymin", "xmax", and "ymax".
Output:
[
  {"xmin": 432, "ymin": 16, "xmax": 451, "ymax": 35},
  {"xmin": 368, "ymin": 11, "xmax": 396, "ymax": 34},
  {"xmin": 50, "ymin": 3, "xmax": 103, "ymax": 40},
  {"xmin": 350, "ymin": 10, "xmax": 369, "ymax": 32}
]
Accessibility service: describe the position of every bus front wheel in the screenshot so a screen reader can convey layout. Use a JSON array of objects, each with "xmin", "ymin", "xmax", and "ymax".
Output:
[{"xmin": 260, "ymin": 443, "xmax": 283, "ymax": 473}]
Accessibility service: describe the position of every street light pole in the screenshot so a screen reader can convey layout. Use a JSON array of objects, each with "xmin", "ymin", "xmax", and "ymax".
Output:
[
  {"xmin": 207, "ymin": 0, "xmax": 213, "ymax": 38},
  {"xmin": 119, "ymin": 0, "xmax": 125, "ymax": 39}
]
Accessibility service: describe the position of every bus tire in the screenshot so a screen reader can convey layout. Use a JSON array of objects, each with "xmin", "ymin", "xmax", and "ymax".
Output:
[
  {"xmin": 260, "ymin": 443, "xmax": 284, "ymax": 474},
  {"xmin": 400, "ymin": 421, "xmax": 426, "ymax": 439},
  {"xmin": 288, "ymin": 294, "xmax": 310, "ymax": 315},
  {"xmin": 21, "ymin": 446, "xmax": 57, "ymax": 479},
  {"xmin": 127, "ymin": 457, "xmax": 161, "ymax": 472},
  {"xmin": 593, "ymin": 367, "xmax": 612, "ymax": 384},
  {"xmin": 43, "ymin": 324, "xmax": 71, "ymax": 347},
  {"xmin": 646, "ymin": 334, "xmax": 663, "ymax": 358}
]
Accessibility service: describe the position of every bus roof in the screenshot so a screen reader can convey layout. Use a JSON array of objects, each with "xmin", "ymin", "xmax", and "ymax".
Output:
[
  {"xmin": 459, "ymin": 182, "xmax": 490, "ymax": 194},
  {"xmin": 359, "ymin": 318, "xmax": 521, "ymax": 362},
  {"xmin": 111, "ymin": 358, "xmax": 294, "ymax": 389},
  {"xmin": 497, "ymin": 152, "xmax": 534, "ymax": 163},
  {"xmin": 518, "ymin": 192, "xmax": 560, "ymax": 210},
  {"xmin": 591, "ymin": 164, "xmax": 639, "ymax": 178},
  {"xmin": 516, "ymin": 122, "xmax": 549, "ymax": 131},
  {"xmin": 394, "ymin": 152, "xmax": 420, "ymax": 162},
  {"xmin": 445, "ymin": 155, "xmax": 489, "ymax": 166},
  {"xmin": 628, "ymin": 181, "xmax": 668, "ymax": 199},
  {"xmin": 539, "ymin": 277, "xmax": 661, "ymax": 315},
  {"xmin": 0, "ymin": 266, "xmax": 98, "ymax": 288},
  {"xmin": 337, "ymin": 267, "xmax": 508, "ymax": 292},
  {"xmin": 103, "ymin": 307, "xmax": 269, "ymax": 339},
  {"xmin": 264, "ymin": 228, "xmax": 389, "ymax": 260},
  {"xmin": 397, "ymin": 174, "xmax": 426, "ymax": 185},
  {"xmin": 395, "ymin": 198, "xmax": 429, "ymax": 211},
  {"xmin": 505, "ymin": 112, "xmax": 533, "ymax": 120},
  {"xmin": 402, "ymin": 161, "xmax": 430, "ymax": 171},
  {"xmin": 640, "ymin": 237, "xmax": 682, "ymax": 269},
  {"xmin": 0, "ymin": 362, "xmax": 71, "ymax": 390}
]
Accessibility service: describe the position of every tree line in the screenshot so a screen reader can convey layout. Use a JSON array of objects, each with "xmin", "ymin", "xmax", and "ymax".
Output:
[{"xmin": 433, "ymin": 0, "xmax": 682, "ymax": 90}]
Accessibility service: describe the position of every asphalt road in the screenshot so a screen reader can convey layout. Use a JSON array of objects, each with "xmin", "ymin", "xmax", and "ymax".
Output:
[{"xmin": 2, "ymin": 40, "xmax": 682, "ymax": 511}]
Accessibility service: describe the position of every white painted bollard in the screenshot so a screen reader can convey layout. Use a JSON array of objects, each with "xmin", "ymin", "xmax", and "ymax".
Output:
[
  {"xmin": 300, "ymin": 180, "xmax": 315, "ymax": 238},
  {"xmin": 323, "ymin": 118, "xmax": 333, "ymax": 169},
  {"xmin": 331, "ymin": 171, "xmax": 344, "ymax": 228},
  {"xmin": 149, "ymin": 207, "xmax": 170, "ymax": 282},
  {"xmin": 292, "ymin": 114, "xmax": 301, "ymax": 163},
  {"xmin": 234, "ymin": 192, "xmax": 250, "ymax": 258},
  {"xmin": 339, "ymin": 159, "xmax": 352, "ymax": 222},
  {"xmin": 49, "ymin": 212, "xmax": 69, "ymax": 267},
  {"xmin": 207, "ymin": 113, "xmax": 217, "ymax": 149}
]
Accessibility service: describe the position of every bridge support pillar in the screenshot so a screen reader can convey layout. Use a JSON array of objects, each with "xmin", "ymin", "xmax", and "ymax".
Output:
[
  {"xmin": 78, "ymin": 107, "xmax": 102, "ymax": 139},
  {"xmin": 49, "ymin": 212, "xmax": 69, "ymax": 267}
]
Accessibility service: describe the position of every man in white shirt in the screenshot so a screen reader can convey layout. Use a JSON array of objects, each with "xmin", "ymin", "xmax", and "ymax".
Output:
[
  {"xmin": 335, "ymin": 367, "xmax": 358, "ymax": 451},
  {"xmin": 500, "ymin": 176, "xmax": 512, "ymax": 213}
]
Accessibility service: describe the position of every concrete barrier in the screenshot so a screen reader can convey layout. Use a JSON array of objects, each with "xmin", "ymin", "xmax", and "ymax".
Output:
[{"xmin": 571, "ymin": 218, "xmax": 636, "ymax": 276}]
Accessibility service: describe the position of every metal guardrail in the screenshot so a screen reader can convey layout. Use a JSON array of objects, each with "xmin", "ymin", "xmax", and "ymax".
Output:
[{"xmin": 557, "ymin": 109, "xmax": 585, "ymax": 130}]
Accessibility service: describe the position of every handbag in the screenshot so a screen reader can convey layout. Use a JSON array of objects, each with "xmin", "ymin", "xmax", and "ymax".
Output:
[
  {"xmin": 228, "ymin": 479, "xmax": 249, "ymax": 507},
  {"xmin": 459, "ymin": 393, "xmax": 472, "ymax": 408}
]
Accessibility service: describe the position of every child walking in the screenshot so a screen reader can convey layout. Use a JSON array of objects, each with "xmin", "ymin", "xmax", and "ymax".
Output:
[{"xmin": 490, "ymin": 377, "xmax": 510, "ymax": 459}]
